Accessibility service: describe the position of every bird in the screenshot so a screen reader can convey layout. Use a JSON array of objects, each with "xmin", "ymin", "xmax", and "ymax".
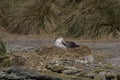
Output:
[
  {"xmin": 54, "ymin": 37, "xmax": 66, "ymax": 49},
  {"xmin": 54, "ymin": 37, "xmax": 79, "ymax": 49}
]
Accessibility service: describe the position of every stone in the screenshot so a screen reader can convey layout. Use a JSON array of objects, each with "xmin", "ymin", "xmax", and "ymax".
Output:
[
  {"xmin": 84, "ymin": 55, "xmax": 94, "ymax": 64},
  {"xmin": 0, "ymin": 68, "xmax": 67, "ymax": 80},
  {"xmin": 0, "ymin": 71, "xmax": 6, "ymax": 77},
  {"xmin": 46, "ymin": 64, "xmax": 67, "ymax": 73},
  {"xmin": 6, "ymin": 68, "xmax": 40, "ymax": 77},
  {"xmin": 94, "ymin": 72, "xmax": 106, "ymax": 80},
  {"xmin": 62, "ymin": 67, "xmax": 80, "ymax": 75}
]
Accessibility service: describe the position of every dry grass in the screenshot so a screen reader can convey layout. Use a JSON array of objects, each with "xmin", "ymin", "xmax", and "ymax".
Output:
[
  {"xmin": 0, "ymin": 46, "xmax": 114, "ymax": 71},
  {"xmin": 2, "ymin": 46, "xmax": 91, "ymax": 70},
  {"xmin": 61, "ymin": 0, "xmax": 120, "ymax": 39},
  {"xmin": 6, "ymin": 0, "xmax": 58, "ymax": 34},
  {"xmin": 0, "ymin": 0, "xmax": 120, "ymax": 39},
  {"xmin": 0, "ymin": 40, "xmax": 7, "ymax": 54},
  {"xmin": 92, "ymin": 51, "xmax": 114, "ymax": 62}
]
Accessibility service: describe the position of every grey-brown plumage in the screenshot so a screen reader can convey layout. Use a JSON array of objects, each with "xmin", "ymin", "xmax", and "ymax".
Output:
[
  {"xmin": 54, "ymin": 37, "xmax": 79, "ymax": 49},
  {"xmin": 62, "ymin": 41, "xmax": 79, "ymax": 48}
]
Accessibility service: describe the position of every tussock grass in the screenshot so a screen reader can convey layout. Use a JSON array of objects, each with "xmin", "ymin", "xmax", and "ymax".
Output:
[
  {"xmin": 0, "ymin": 0, "xmax": 26, "ymax": 27},
  {"xmin": 0, "ymin": 0, "xmax": 120, "ymax": 39},
  {"xmin": 62, "ymin": 0, "xmax": 120, "ymax": 39},
  {"xmin": 0, "ymin": 40, "xmax": 7, "ymax": 54},
  {"xmin": 0, "ymin": 0, "xmax": 11, "ymax": 27},
  {"xmin": 7, "ymin": 0, "xmax": 58, "ymax": 34},
  {"xmin": 0, "ymin": 39, "xmax": 9, "ymax": 67}
]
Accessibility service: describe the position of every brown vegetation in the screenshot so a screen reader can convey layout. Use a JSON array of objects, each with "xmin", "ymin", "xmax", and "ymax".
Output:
[{"xmin": 0, "ymin": 0, "xmax": 120, "ymax": 39}]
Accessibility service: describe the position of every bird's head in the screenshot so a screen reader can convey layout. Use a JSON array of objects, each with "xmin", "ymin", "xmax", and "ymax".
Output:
[{"xmin": 55, "ymin": 37, "xmax": 65, "ymax": 43}]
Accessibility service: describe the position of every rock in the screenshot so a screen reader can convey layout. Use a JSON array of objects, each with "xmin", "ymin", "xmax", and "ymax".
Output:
[
  {"xmin": 0, "ymin": 68, "xmax": 67, "ymax": 80},
  {"xmin": 80, "ymin": 71, "xmax": 95, "ymax": 79},
  {"xmin": 46, "ymin": 63, "xmax": 67, "ymax": 73},
  {"xmin": 46, "ymin": 59, "xmax": 67, "ymax": 73},
  {"xmin": 94, "ymin": 72, "xmax": 106, "ymax": 80},
  {"xmin": 74, "ymin": 55, "xmax": 94, "ymax": 64},
  {"xmin": 62, "ymin": 67, "xmax": 81, "ymax": 75},
  {"xmin": 0, "ymin": 71, "xmax": 6, "ymax": 77},
  {"xmin": 2, "ymin": 68, "xmax": 40, "ymax": 79},
  {"xmin": 46, "ymin": 60, "xmax": 83, "ymax": 75},
  {"xmin": 0, "ymin": 70, "xmax": 24, "ymax": 79},
  {"xmin": 84, "ymin": 55, "xmax": 94, "ymax": 64},
  {"xmin": 1, "ymin": 73, "xmax": 23, "ymax": 79},
  {"xmin": 46, "ymin": 59, "xmax": 83, "ymax": 75},
  {"xmin": 75, "ymin": 59, "xmax": 88, "ymax": 64},
  {"xmin": 6, "ymin": 68, "xmax": 36, "ymax": 75}
]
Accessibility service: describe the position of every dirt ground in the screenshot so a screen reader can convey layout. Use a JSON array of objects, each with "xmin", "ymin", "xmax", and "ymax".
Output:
[{"xmin": 1, "ymin": 34, "xmax": 119, "ymax": 68}]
